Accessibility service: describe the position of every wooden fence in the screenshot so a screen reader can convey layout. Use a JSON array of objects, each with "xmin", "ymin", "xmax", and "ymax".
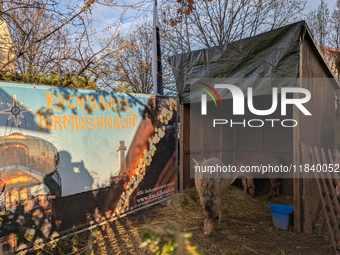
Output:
[{"xmin": 300, "ymin": 143, "xmax": 340, "ymax": 252}]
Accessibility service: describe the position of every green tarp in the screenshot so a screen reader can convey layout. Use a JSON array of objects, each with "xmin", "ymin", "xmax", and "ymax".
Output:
[{"xmin": 169, "ymin": 21, "xmax": 337, "ymax": 104}]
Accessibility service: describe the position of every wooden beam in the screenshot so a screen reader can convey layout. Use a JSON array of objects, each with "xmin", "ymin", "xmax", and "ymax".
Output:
[
  {"xmin": 300, "ymin": 143, "xmax": 314, "ymax": 233},
  {"xmin": 179, "ymin": 104, "xmax": 184, "ymax": 192},
  {"xmin": 332, "ymin": 149, "xmax": 340, "ymax": 192},
  {"xmin": 293, "ymin": 98, "xmax": 302, "ymax": 232}
]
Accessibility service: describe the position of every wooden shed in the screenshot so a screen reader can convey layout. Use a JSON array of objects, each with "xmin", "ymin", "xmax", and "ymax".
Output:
[{"xmin": 170, "ymin": 21, "xmax": 340, "ymax": 233}]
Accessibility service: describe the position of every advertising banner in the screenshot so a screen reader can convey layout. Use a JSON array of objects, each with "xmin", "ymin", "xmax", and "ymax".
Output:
[{"xmin": 0, "ymin": 82, "xmax": 177, "ymax": 253}]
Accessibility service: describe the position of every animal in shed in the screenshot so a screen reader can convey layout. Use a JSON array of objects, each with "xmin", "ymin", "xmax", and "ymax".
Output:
[
  {"xmin": 193, "ymin": 157, "xmax": 233, "ymax": 235},
  {"xmin": 242, "ymin": 176, "xmax": 280, "ymax": 198},
  {"xmin": 193, "ymin": 152, "xmax": 282, "ymax": 235},
  {"xmin": 239, "ymin": 153, "xmax": 281, "ymax": 198}
]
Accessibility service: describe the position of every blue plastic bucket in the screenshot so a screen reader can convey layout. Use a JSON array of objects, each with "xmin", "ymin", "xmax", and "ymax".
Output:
[{"xmin": 269, "ymin": 204, "xmax": 294, "ymax": 230}]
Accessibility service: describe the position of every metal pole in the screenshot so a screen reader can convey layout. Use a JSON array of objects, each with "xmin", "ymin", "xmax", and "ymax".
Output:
[{"xmin": 152, "ymin": 0, "xmax": 163, "ymax": 95}]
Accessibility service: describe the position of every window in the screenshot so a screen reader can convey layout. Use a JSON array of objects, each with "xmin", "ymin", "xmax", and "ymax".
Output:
[
  {"xmin": 5, "ymin": 191, "xmax": 9, "ymax": 209},
  {"xmin": 20, "ymin": 188, "xmax": 28, "ymax": 201},
  {"xmin": 11, "ymin": 189, "xmax": 19, "ymax": 205}
]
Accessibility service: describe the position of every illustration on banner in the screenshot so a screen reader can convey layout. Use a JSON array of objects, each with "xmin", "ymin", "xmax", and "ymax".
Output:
[{"xmin": 0, "ymin": 84, "xmax": 177, "ymax": 253}]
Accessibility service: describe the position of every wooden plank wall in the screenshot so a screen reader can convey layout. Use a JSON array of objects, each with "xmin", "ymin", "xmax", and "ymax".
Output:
[
  {"xmin": 181, "ymin": 95, "xmax": 294, "ymax": 195},
  {"xmin": 296, "ymin": 34, "xmax": 337, "ymax": 233},
  {"xmin": 179, "ymin": 104, "xmax": 192, "ymax": 191}
]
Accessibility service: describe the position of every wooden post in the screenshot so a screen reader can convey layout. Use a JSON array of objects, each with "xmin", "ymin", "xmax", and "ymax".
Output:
[
  {"xmin": 300, "ymin": 143, "xmax": 313, "ymax": 233},
  {"xmin": 179, "ymin": 104, "xmax": 184, "ymax": 192},
  {"xmin": 293, "ymin": 99, "xmax": 302, "ymax": 232}
]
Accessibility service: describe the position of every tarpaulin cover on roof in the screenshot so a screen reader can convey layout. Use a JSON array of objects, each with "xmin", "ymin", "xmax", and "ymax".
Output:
[{"xmin": 170, "ymin": 21, "xmax": 310, "ymax": 104}]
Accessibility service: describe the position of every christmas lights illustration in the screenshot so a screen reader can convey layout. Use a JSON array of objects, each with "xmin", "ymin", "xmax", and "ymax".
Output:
[{"xmin": 113, "ymin": 98, "xmax": 177, "ymax": 216}]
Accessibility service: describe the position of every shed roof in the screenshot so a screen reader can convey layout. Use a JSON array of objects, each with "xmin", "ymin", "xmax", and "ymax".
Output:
[{"xmin": 169, "ymin": 21, "xmax": 339, "ymax": 104}]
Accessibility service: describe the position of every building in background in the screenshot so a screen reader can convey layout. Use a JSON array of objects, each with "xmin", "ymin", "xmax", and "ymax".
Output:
[
  {"xmin": 323, "ymin": 47, "xmax": 340, "ymax": 79},
  {"xmin": 0, "ymin": 18, "xmax": 14, "ymax": 73}
]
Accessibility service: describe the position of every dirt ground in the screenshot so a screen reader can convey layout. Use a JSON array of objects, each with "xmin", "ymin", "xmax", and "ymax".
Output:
[{"xmin": 33, "ymin": 186, "xmax": 334, "ymax": 255}]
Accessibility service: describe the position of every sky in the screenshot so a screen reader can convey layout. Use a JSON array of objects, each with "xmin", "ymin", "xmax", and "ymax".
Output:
[
  {"xmin": 307, "ymin": 0, "xmax": 337, "ymax": 11},
  {"xmin": 84, "ymin": 0, "xmax": 339, "ymax": 36},
  {"xmin": 88, "ymin": 0, "xmax": 153, "ymax": 37}
]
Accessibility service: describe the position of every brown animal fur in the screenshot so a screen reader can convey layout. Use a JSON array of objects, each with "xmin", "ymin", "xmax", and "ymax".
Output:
[{"xmin": 194, "ymin": 152, "xmax": 281, "ymax": 235}]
